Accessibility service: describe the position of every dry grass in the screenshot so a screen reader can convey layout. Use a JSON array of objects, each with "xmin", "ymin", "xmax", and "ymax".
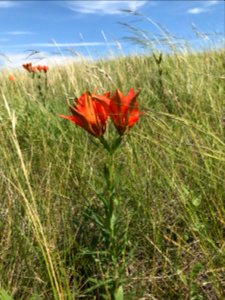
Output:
[{"xmin": 0, "ymin": 45, "xmax": 224, "ymax": 299}]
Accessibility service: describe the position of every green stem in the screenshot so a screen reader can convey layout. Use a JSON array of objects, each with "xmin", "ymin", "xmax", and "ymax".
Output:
[
  {"xmin": 99, "ymin": 136, "xmax": 124, "ymax": 299},
  {"xmin": 105, "ymin": 152, "xmax": 119, "ymax": 299}
]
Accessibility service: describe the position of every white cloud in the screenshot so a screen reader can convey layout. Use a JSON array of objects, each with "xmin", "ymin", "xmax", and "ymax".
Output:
[
  {"xmin": 0, "ymin": 1, "xmax": 17, "ymax": 8},
  {"xmin": 27, "ymin": 42, "xmax": 115, "ymax": 47},
  {"xmin": 41, "ymin": 54, "xmax": 89, "ymax": 66},
  {"xmin": 187, "ymin": 7, "xmax": 207, "ymax": 14},
  {"xmin": 1, "ymin": 41, "xmax": 116, "ymax": 49},
  {"xmin": 0, "ymin": 53, "xmax": 26, "ymax": 66},
  {"xmin": 3, "ymin": 31, "xmax": 33, "ymax": 35},
  {"xmin": 187, "ymin": 0, "xmax": 220, "ymax": 14},
  {"xmin": 65, "ymin": 0, "xmax": 147, "ymax": 15},
  {"xmin": 0, "ymin": 51, "xmax": 88, "ymax": 69},
  {"xmin": 205, "ymin": 0, "xmax": 219, "ymax": 7}
]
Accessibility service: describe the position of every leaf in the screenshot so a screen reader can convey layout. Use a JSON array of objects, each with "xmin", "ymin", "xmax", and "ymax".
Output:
[
  {"xmin": 176, "ymin": 269, "xmax": 187, "ymax": 285},
  {"xmin": 0, "ymin": 289, "xmax": 14, "ymax": 300},
  {"xmin": 192, "ymin": 196, "xmax": 201, "ymax": 207},
  {"xmin": 103, "ymin": 164, "xmax": 111, "ymax": 188},
  {"xmin": 110, "ymin": 212, "xmax": 116, "ymax": 232},
  {"xmin": 114, "ymin": 285, "xmax": 124, "ymax": 300},
  {"xmin": 28, "ymin": 295, "xmax": 42, "ymax": 300},
  {"xmin": 190, "ymin": 262, "xmax": 203, "ymax": 279},
  {"xmin": 83, "ymin": 207, "xmax": 103, "ymax": 228},
  {"xmin": 111, "ymin": 136, "xmax": 123, "ymax": 153}
]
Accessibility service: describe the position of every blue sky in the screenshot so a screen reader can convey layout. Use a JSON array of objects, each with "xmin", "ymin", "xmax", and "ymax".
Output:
[{"xmin": 0, "ymin": 0, "xmax": 224, "ymax": 68}]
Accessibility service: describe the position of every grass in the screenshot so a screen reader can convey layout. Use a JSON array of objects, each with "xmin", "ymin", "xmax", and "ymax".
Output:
[{"xmin": 0, "ymin": 44, "xmax": 225, "ymax": 299}]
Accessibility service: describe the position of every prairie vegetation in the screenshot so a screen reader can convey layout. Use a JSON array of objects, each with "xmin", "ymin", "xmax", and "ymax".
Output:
[{"xmin": 0, "ymin": 40, "xmax": 225, "ymax": 299}]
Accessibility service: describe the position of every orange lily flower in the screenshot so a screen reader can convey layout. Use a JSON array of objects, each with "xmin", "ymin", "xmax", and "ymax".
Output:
[
  {"xmin": 23, "ymin": 63, "xmax": 33, "ymax": 72},
  {"xmin": 23, "ymin": 63, "xmax": 48, "ymax": 73},
  {"xmin": 23, "ymin": 62, "xmax": 37, "ymax": 73},
  {"xmin": 109, "ymin": 88, "xmax": 142, "ymax": 135},
  {"xmin": 37, "ymin": 65, "xmax": 49, "ymax": 73},
  {"xmin": 42, "ymin": 65, "xmax": 49, "ymax": 73},
  {"xmin": 9, "ymin": 74, "xmax": 15, "ymax": 81},
  {"xmin": 37, "ymin": 65, "xmax": 43, "ymax": 72},
  {"xmin": 32, "ymin": 66, "xmax": 37, "ymax": 73},
  {"xmin": 59, "ymin": 91, "xmax": 110, "ymax": 137}
]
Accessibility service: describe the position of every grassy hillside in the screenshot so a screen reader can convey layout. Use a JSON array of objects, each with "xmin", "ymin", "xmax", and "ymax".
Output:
[{"xmin": 0, "ymin": 48, "xmax": 225, "ymax": 299}]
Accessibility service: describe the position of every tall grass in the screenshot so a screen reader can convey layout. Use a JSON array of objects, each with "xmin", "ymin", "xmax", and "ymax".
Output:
[{"xmin": 0, "ymin": 39, "xmax": 225, "ymax": 299}]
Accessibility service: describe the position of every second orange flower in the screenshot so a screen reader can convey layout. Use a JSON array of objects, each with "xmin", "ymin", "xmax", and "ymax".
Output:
[
  {"xmin": 59, "ymin": 91, "xmax": 110, "ymax": 137},
  {"xmin": 59, "ymin": 88, "xmax": 142, "ymax": 137}
]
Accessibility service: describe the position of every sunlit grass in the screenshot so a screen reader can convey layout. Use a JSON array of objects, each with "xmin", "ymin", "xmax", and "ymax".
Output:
[{"xmin": 0, "ymin": 42, "xmax": 224, "ymax": 299}]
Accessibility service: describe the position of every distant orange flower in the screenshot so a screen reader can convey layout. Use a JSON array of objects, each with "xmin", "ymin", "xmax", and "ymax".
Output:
[
  {"xmin": 42, "ymin": 65, "xmax": 49, "ymax": 73},
  {"xmin": 32, "ymin": 66, "xmax": 37, "ymax": 73},
  {"xmin": 37, "ymin": 65, "xmax": 43, "ymax": 72},
  {"xmin": 109, "ymin": 88, "xmax": 142, "ymax": 135},
  {"xmin": 23, "ymin": 62, "xmax": 33, "ymax": 72},
  {"xmin": 23, "ymin": 62, "xmax": 37, "ymax": 73},
  {"xmin": 37, "ymin": 65, "xmax": 49, "ymax": 73},
  {"xmin": 59, "ymin": 91, "xmax": 110, "ymax": 137},
  {"xmin": 9, "ymin": 74, "xmax": 15, "ymax": 81},
  {"xmin": 23, "ymin": 63, "xmax": 48, "ymax": 73}
]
